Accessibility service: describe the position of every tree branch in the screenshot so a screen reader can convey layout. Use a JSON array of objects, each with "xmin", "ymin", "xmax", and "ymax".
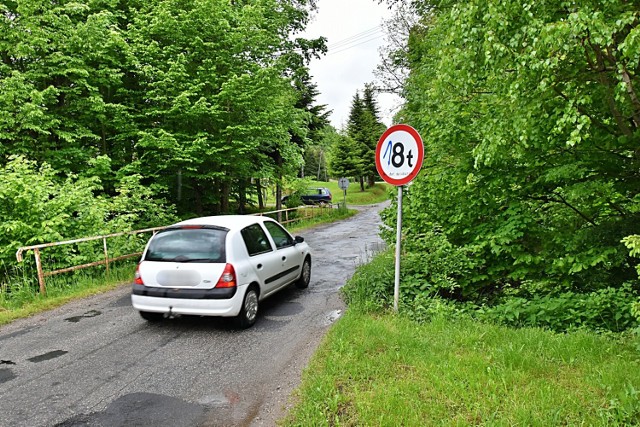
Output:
[{"xmin": 527, "ymin": 192, "xmax": 597, "ymax": 227}]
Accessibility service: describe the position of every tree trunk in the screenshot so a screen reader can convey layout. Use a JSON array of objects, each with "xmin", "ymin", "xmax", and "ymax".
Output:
[
  {"xmin": 191, "ymin": 178, "xmax": 203, "ymax": 216},
  {"xmin": 359, "ymin": 176, "xmax": 365, "ymax": 192},
  {"xmin": 256, "ymin": 178, "xmax": 264, "ymax": 209},
  {"xmin": 221, "ymin": 180, "xmax": 230, "ymax": 213},
  {"xmin": 238, "ymin": 179, "xmax": 247, "ymax": 214}
]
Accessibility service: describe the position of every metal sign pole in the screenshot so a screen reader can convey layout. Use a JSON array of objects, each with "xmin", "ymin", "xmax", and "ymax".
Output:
[
  {"xmin": 375, "ymin": 124, "xmax": 423, "ymax": 314},
  {"xmin": 394, "ymin": 185, "xmax": 403, "ymax": 312}
]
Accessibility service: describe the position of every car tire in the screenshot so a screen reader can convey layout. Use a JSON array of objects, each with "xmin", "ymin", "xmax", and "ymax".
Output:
[
  {"xmin": 236, "ymin": 287, "xmax": 259, "ymax": 329},
  {"xmin": 139, "ymin": 311, "xmax": 164, "ymax": 322},
  {"xmin": 296, "ymin": 257, "xmax": 311, "ymax": 289}
]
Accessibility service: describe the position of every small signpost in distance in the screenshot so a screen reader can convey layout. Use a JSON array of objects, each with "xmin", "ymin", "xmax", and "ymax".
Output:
[
  {"xmin": 338, "ymin": 177, "xmax": 349, "ymax": 208},
  {"xmin": 375, "ymin": 124, "xmax": 424, "ymax": 312}
]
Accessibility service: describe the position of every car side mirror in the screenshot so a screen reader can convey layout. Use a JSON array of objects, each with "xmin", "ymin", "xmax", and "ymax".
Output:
[{"xmin": 294, "ymin": 236, "xmax": 304, "ymax": 244}]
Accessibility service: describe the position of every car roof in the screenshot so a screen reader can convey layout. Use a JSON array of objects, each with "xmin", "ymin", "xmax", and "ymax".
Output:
[{"xmin": 174, "ymin": 215, "xmax": 276, "ymax": 230}]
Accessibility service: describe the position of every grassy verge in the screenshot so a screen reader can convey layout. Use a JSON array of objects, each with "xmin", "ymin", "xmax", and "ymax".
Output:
[
  {"xmin": 287, "ymin": 207, "xmax": 357, "ymax": 234},
  {"xmin": 284, "ymin": 310, "xmax": 640, "ymax": 426},
  {"xmin": 0, "ymin": 261, "xmax": 136, "ymax": 326},
  {"xmin": 311, "ymin": 181, "xmax": 392, "ymax": 206},
  {"xmin": 285, "ymin": 248, "xmax": 640, "ymax": 425}
]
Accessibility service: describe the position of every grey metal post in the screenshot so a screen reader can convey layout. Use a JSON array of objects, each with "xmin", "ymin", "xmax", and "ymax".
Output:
[{"xmin": 394, "ymin": 185, "xmax": 403, "ymax": 312}]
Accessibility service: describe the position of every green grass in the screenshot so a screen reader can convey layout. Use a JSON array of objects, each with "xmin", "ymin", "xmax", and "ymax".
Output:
[
  {"xmin": 306, "ymin": 180, "xmax": 392, "ymax": 206},
  {"xmin": 284, "ymin": 310, "xmax": 640, "ymax": 426},
  {"xmin": 287, "ymin": 207, "xmax": 357, "ymax": 233}
]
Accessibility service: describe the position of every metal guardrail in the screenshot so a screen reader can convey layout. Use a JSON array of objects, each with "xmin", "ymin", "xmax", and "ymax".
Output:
[{"xmin": 15, "ymin": 205, "xmax": 334, "ymax": 295}]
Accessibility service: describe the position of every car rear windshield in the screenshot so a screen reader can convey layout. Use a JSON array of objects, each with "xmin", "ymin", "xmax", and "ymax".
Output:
[{"xmin": 144, "ymin": 227, "xmax": 228, "ymax": 263}]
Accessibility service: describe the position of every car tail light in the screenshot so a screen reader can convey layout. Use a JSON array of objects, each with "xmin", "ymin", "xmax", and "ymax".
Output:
[
  {"xmin": 134, "ymin": 264, "xmax": 144, "ymax": 285},
  {"xmin": 215, "ymin": 263, "xmax": 237, "ymax": 288}
]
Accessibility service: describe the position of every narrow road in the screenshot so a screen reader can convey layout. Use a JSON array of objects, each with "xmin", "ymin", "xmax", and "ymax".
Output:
[{"xmin": 0, "ymin": 202, "xmax": 388, "ymax": 427}]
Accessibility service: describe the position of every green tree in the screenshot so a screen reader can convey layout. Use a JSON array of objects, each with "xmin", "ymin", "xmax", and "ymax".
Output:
[
  {"xmin": 123, "ymin": 0, "xmax": 323, "ymax": 215},
  {"xmin": 328, "ymin": 130, "xmax": 359, "ymax": 180},
  {"xmin": 0, "ymin": 0, "xmax": 134, "ymax": 175},
  {"xmin": 361, "ymin": 84, "xmax": 387, "ymax": 186},
  {"xmin": 346, "ymin": 87, "xmax": 386, "ymax": 190},
  {"xmin": 0, "ymin": 0, "xmax": 324, "ymax": 216},
  {"xmin": 0, "ymin": 156, "xmax": 175, "ymax": 273}
]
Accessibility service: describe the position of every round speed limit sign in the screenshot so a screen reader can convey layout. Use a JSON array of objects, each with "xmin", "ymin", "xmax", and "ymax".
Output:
[{"xmin": 375, "ymin": 124, "xmax": 424, "ymax": 186}]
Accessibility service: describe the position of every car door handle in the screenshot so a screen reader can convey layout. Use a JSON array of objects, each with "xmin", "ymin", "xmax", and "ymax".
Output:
[
  {"xmin": 282, "ymin": 256, "xmax": 286, "ymax": 261},
  {"xmin": 257, "ymin": 263, "xmax": 263, "ymax": 269}
]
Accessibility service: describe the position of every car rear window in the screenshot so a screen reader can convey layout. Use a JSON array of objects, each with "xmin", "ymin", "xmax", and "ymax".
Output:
[{"xmin": 144, "ymin": 227, "xmax": 228, "ymax": 263}]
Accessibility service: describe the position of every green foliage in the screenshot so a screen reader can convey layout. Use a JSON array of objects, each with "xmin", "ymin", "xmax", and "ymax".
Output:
[
  {"xmin": 0, "ymin": 156, "xmax": 105, "ymax": 265},
  {"xmin": 477, "ymin": 283, "xmax": 638, "ymax": 333},
  {"xmin": 341, "ymin": 249, "xmax": 395, "ymax": 312},
  {"xmin": 282, "ymin": 177, "xmax": 313, "ymax": 208},
  {"xmin": 329, "ymin": 86, "xmax": 386, "ymax": 188},
  {"xmin": 0, "ymin": 156, "xmax": 175, "ymax": 275},
  {"xmin": 0, "ymin": 0, "xmax": 329, "ymax": 288},
  {"xmin": 384, "ymin": 0, "xmax": 640, "ymax": 331},
  {"xmin": 327, "ymin": 132, "xmax": 360, "ymax": 180},
  {"xmin": 622, "ymin": 235, "xmax": 640, "ymax": 326},
  {"xmin": 401, "ymin": 229, "xmax": 479, "ymax": 300},
  {"xmin": 0, "ymin": 0, "xmax": 326, "ymax": 217}
]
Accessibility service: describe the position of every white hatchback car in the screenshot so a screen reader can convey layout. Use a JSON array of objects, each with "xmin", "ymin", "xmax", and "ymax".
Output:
[{"xmin": 131, "ymin": 215, "xmax": 311, "ymax": 328}]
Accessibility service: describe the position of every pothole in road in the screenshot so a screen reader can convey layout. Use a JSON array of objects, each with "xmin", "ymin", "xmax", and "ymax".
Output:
[
  {"xmin": 0, "ymin": 367, "xmax": 16, "ymax": 384},
  {"xmin": 55, "ymin": 392, "xmax": 206, "ymax": 427},
  {"xmin": 64, "ymin": 309, "xmax": 102, "ymax": 323},
  {"xmin": 28, "ymin": 350, "xmax": 68, "ymax": 363}
]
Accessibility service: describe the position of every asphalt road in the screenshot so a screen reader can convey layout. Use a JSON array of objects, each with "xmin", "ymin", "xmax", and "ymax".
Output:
[{"xmin": 0, "ymin": 202, "xmax": 388, "ymax": 427}]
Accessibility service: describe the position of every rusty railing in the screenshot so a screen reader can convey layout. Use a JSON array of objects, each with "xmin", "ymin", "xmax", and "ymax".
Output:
[{"xmin": 15, "ymin": 227, "xmax": 166, "ymax": 295}]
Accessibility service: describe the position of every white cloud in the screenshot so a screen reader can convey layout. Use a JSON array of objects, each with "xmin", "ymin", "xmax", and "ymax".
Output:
[{"xmin": 300, "ymin": 0, "xmax": 402, "ymax": 129}]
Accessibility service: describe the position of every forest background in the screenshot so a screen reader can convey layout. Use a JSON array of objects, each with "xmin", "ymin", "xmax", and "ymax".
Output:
[{"xmin": 0, "ymin": 0, "xmax": 334, "ymax": 275}]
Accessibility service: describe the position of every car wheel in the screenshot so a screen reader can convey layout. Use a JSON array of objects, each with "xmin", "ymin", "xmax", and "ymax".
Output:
[
  {"xmin": 296, "ymin": 257, "xmax": 311, "ymax": 289},
  {"xmin": 236, "ymin": 287, "xmax": 259, "ymax": 329},
  {"xmin": 139, "ymin": 311, "xmax": 164, "ymax": 322}
]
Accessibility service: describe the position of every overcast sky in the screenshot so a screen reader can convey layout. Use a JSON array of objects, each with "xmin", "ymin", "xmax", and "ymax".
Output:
[{"xmin": 300, "ymin": 0, "xmax": 402, "ymax": 130}]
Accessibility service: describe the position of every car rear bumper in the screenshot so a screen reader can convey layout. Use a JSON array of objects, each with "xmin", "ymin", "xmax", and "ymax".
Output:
[{"xmin": 131, "ymin": 284, "xmax": 246, "ymax": 317}]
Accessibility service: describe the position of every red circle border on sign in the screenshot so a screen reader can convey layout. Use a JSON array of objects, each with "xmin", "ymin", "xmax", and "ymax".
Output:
[{"xmin": 375, "ymin": 124, "xmax": 424, "ymax": 186}]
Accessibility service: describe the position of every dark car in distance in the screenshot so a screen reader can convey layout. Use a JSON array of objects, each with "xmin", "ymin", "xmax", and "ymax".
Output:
[{"xmin": 282, "ymin": 187, "xmax": 332, "ymax": 206}]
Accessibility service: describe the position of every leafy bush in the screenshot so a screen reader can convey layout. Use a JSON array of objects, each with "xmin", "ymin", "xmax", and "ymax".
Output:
[
  {"xmin": 341, "ymin": 249, "xmax": 395, "ymax": 312},
  {"xmin": 344, "ymin": 246, "xmax": 640, "ymax": 333},
  {"xmin": 283, "ymin": 178, "xmax": 314, "ymax": 208},
  {"xmin": 476, "ymin": 284, "xmax": 638, "ymax": 332},
  {"xmin": 385, "ymin": 0, "xmax": 640, "ymax": 332},
  {"xmin": 622, "ymin": 235, "xmax": 640, "ymax": 329},
  {"xmin": 0, "ymin": 156, "xmax": 176, "ymax": 278},
  {"xmin": 283, "ymin": 194, "xmax": 303, "ymax": 209},
  {"xmin": 400, "ymin": 293, "xmax": 470, "ymax": 324},
  {"xmin": 401, "ymin": 229, "xmax": 480, "ymax": 300}
]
